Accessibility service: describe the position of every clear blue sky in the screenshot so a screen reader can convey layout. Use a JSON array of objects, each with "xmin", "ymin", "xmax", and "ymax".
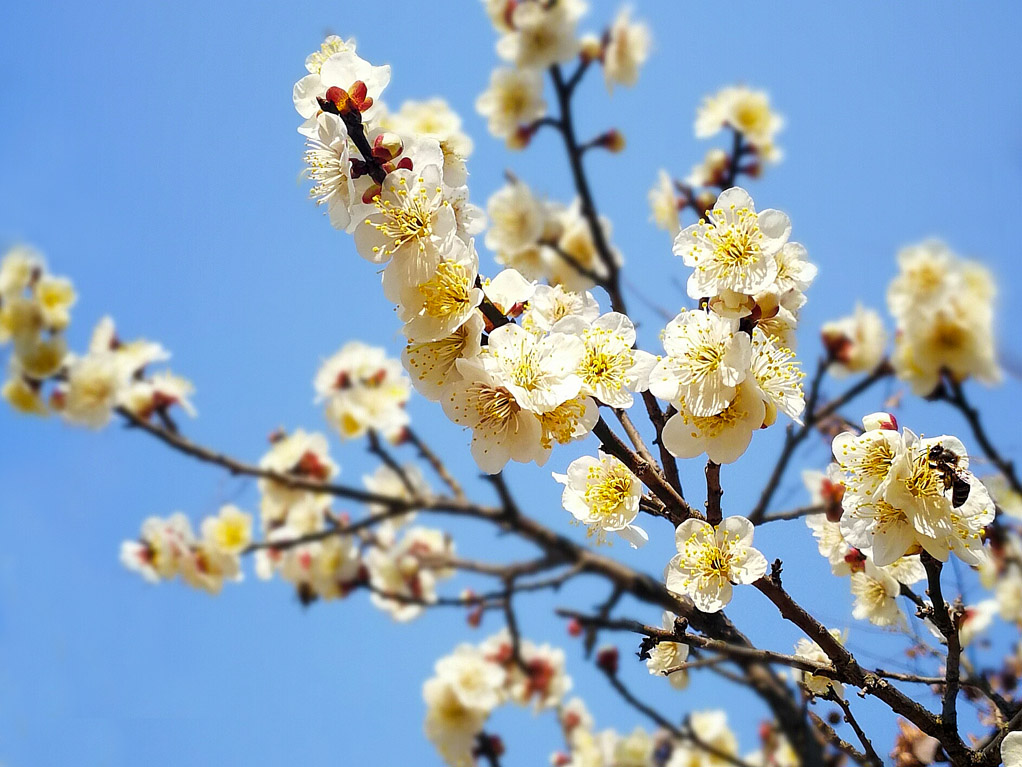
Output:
[{"xmin": 2, "ymin": 1, "xmax": 1021, "ymax": 764}]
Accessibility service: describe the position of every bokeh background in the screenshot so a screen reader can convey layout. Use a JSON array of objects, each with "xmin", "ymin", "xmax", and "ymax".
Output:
[{"xmin": 2, "ymin": 1, "xmax": 1021, "ymax": 764}]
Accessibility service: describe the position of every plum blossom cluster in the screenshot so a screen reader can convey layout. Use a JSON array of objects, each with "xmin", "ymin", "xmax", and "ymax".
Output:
[
  {"xmin": 314, "ymin": 340, "xmax": 411, "ymax": 442},
  {"xmin": 553, "ymin": 702, "xmax": 760, "ymax": 767},
  {"xmin": 120, "ymin": 505, "xmax": 252, "ymax": 594},
  {"xmin": 646, "ymin": 187, "xmax": 811, "ymax": 465},
  {"xmin": 0, "ymin": 245, "xmax": 195, "ymax": 428},
  {"xmin": 251, "ymin": 427, "xmax": 455, "ymax": 617},
  {"xmin": 424, "ymin": 629, "xmax": 571, "ymax": 766},
  {"xmin": 801, "ymin": 411, "xmax": 997, "ymax": 627},
  {"xmin": 887, "ymin": 240, "xmax": 1000, "ymax": 396},
  {"xmin": 477, "ymin": 1, "xmax": 650, "ymax": 148},
  {"xmin": 649, "ymin": 86, "xmax": 783, "ymax": 238}
]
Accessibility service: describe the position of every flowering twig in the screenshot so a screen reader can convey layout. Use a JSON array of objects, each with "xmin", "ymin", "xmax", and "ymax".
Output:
[{"xmin": 824, "ymin": 690, "xmax": 882, "ymax": 767}]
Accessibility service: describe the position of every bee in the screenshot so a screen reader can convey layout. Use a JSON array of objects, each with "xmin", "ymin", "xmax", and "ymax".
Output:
[{"xmin": 927, "ymin": 444, "xmax": 971, "ymax": 508}]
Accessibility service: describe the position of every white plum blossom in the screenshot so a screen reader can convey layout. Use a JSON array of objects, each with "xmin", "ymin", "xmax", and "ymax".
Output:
[
  {"xmin": 666, "ymin": 516, "xmax": 768, "ymax": 612},
  {"xmin": 822, "ymin": 304, "xmax": 887, "ymax": 377},
  {"xmin": 645, "ymin": 612, "xmax": 690, "ymax": 689},
  {"xmin": 521, "ymin": 284, "xmax": 600, "ymax": 335},
  {"xmin": 353, "ymin": 164, "xmax": 456, "ymax": 279},
  {"xmin": 485, "ymin": 181, "xmax": 547, "ymax": 257},
  {"xmin": 850, "ymin": 560, "xmax": 902, "ymax": 626},
  {"xmin": 695, "ymin": 86, "xmax": 784, "ymax": 156},
  {"xmin": 476, "ymin": 68, "xmax": 547, "ymax": 142},
  {"xmin": 402, "ymin": 311, "xmax": 485, "ymax": 401},
  {"xmin": 648, "ymin": 169, "xmax": 681, "ymax": 236},
  {"xmin": 673, "ymin": 187, "xmax": 789, "ymax": 301},
  {"xmin": 793, "ymin": 631, "xmax": 844, "ymax": 697},
  {"xmin": 555, "ymin": 312, "xmax": 656, "ymax": 408},
  {"xmin": 553, "ymin": 452, "xmax": 647, "ymax": 547},
  {"xmin": 749, "ymin": 326, "xmax": 804, "ymax": 425},
  {"xmin": 660, "ymin": 380, "xmax": 766, "ymax": 464},
  {"xmin": 293, "ymin": 43, "xmax": 390, "ymax": 126},
  {"xmin": 314, "ymin": 341, "xmax": 410, "ymax": 442},
  {"xmin": 367, "ymin": 526, "xmax": 454, "ymax": 621},
  {"xmin": 484, "ymin": 323, "xmax": 583, "ymax": 414},
  {"xmin": 602, "ymin": 8, "xmax": 651, "ymax": 92},
  {"xmin": 649, "ymin": 309, "xmax": 751, "ymax": 417},
  {"xmin": 495, "ymin": 0, "xmax": 583, "ymax": 70},
  {"xmin": 397, "ymin": 238, "xmax": 483, "ymax": 343},
  {"xmin": 301, "ymin": 113, "xmax": 355, "ymax": 231},
  {"xmin": 442, "ymin": 355, "xmax": 543, "ymax": 474}
]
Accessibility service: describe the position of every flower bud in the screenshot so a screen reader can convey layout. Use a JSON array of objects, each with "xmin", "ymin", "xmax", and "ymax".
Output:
[
  {"xmin": 567, "ymin": 618, "xmax": 583, "ymax": 637},
  {"xmin": 861, "ymin": 412, "xmax": 898, "ymax": 432},
  {"xmin": 596, "ymin": 645, "xmax": 619, "ymax": 675},
  {"xmin": 372, "ymin": 131, "xmax": 404, "ymax": 163},
  {"xmin": 579, "ymin": 34, "xmax": 604, "ymax": 63}
]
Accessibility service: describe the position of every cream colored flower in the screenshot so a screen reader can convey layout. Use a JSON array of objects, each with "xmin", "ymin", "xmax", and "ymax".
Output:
[
  {"xmin": 434, "ymin": 644, "xmax": 507, "ymax": 713},
  {"xmin": 484, "ymin": 323, "xmax": 583, "ymax": 414},
  {"xmin": 645, "ymin": 612, "xmax": 690, "ymax": 689},
  {"xmin": 648, "ymin": 169, "xmax": 681, "ymax": 236},
  {"xmin": 495, "ymin": 0, "xmax": 582, "ymax": 70},
  {"xmin": 822, "ymin": 304, "xmax": 887, "ymax": 377},
  {"xmin": 850, "ymin": 560, "xmax": 902, "ymax": 626},
  {"xmin": 673, "ymin": 187, "xmax": 788, "ymax": 300},
  {"xmin": 553, "ymin": 451, "xmax": 646, "ymax": 547},
  {"xmin": 793, "ymin": 630, "xmax": 843, "ymax": 697},
  {"xmin": 423, "ymin": 675, "xmax": 488, "ymax": 767},
  {"xmin": 661, "ymin": 380, "xmax": 766, "ymax": 464},
  {"xmin": 521, "ymin": 284, "xmax": 600, "ymax": 334},
  {"xmin": 314, "ymin": 340, "xmax": 411, "ymax": 441},
  {"xmin": 402, "ymin": 311, "xmax": 484, "ymax": 401},
  {"xmin": 749, "ymin": 326, "xmax": 804, "ymax": 425},
  {"xmin": 666, "ymin": 516, "xmax": 767, "ymax": 612},
  {"xmin": 366, "ymin": 526, "xmax": 454, "ymax": 621},
  {"xmin": 603, "ymin": 8, "xmax": 651, "ymax": 91},
  {"xmin": 476, "ymin": 67, "xmax": 547, "ymax": 141},
  {"xmin": 301, "ymin": 112, "xmax": 355, "ymax": 231},
  {"xmin": 384, "ymin": 98, "xmax": 473, "ymax": 186},
  {"xmin": 485, "ymin": 181, "xmax": 547, "ymax": 257},
  {"xmin": 649, "ymin": 309, "xmax": 751, "ymax": 416},
  {"xmin": 556, "ymin": 312, "xmax": 656, "ymax": 408},
  {"xmin": 441, "ymin": 355, "xmax": 543, "ymax": 474},
  {"xmin": 397, "ymin": 237, "xmax": 483, "ymax": 343},
  {"xmin": 695, "ymin": 86, "xmax": 784, "ymax": 152},
  {"xmin": 200, "ymin": 505, "xmax": 253, "ymax": 555}
]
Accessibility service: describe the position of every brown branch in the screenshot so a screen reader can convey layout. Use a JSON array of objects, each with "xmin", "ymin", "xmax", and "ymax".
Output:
[
  {"xmin": 118, "ymin": 408, "xmax": 479, "ymax": 515},
  {"xmin": 808, "ymin": 711, "xmax": 872, "ymax": 767},
  {"xmin": 758, "ymin": 505, "xmax": 825, "ymax": 524},
  {"xmin": 748, "ymin": 361, "xmax": 891, "ymax": 524},
  {"xmin": 403, "ymin": 426, "xmax": 465, "ymax": 500},
  {"xmin": 593, "ymin": 417, "xmax": 696, "ymax": 525},
  {"xmin": 705, "ymin": 461, "xmax": 723, "ymax": 526},
  {"xmin": 825, "ymin": 690, "xmax": 882, "ymax": 767},
  {"xmin": 921, "ymin": 553, "xmax": 963, "ymax": 744},
  {"xmin": 940, "ymin": 376, "xmax": 1022, "ymax": 497}
]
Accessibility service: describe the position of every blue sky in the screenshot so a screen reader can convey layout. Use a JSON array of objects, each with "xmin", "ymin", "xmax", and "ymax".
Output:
[{"xmin": 2, "ymin": 1, "xmax": 1021, "ymax": 764}]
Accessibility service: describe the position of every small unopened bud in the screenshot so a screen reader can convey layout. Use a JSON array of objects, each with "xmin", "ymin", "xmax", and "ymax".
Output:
[
  {"xmin": 562, "ymin": 711, "xmax": 581, "ymax": 731},
  {"xmin": 844, "ymin": 548, "xmax": 866, "ymax": 573},
  {"xmin": 862, "ymin": 412, "xmax": 898, "ymax": 432},
  {"xmin": 487, "ymin": 735, "xmax": 505, "ymax": 756},
  {"xmin": 579, "ymin": 34, "xmax": 603, "ymax": 63},
  {"xmin": 827, "ymin": 711, "xmax": 842, "ymax": 725},
  {"xmin": 595, "ymin": 129, "xmax": 626, "ymax": 153},
  {"xmin": 553, "ymin": 753, "xmax": 572, "ymax": 767},
  {"xmin": 267, "ymin": 426, "xmax": 286, "ymax": 443},
  {"xmin": 567, "ymin": 618, "xmax": 583, "ymax": 638},
  {"xmin": 372, "ymin": 132, "xmax": 404, "ymax": 163},
  {"xmin": 596, "ymin": 645, "xmax": 619, "ymax": 675},
  {"xmin": 821, "ymin": 324, "xmax": 853, "ymax": 364},
  {"xmin": 508, "ymin": 124, "xmax": 535, "ymax": 150}
]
